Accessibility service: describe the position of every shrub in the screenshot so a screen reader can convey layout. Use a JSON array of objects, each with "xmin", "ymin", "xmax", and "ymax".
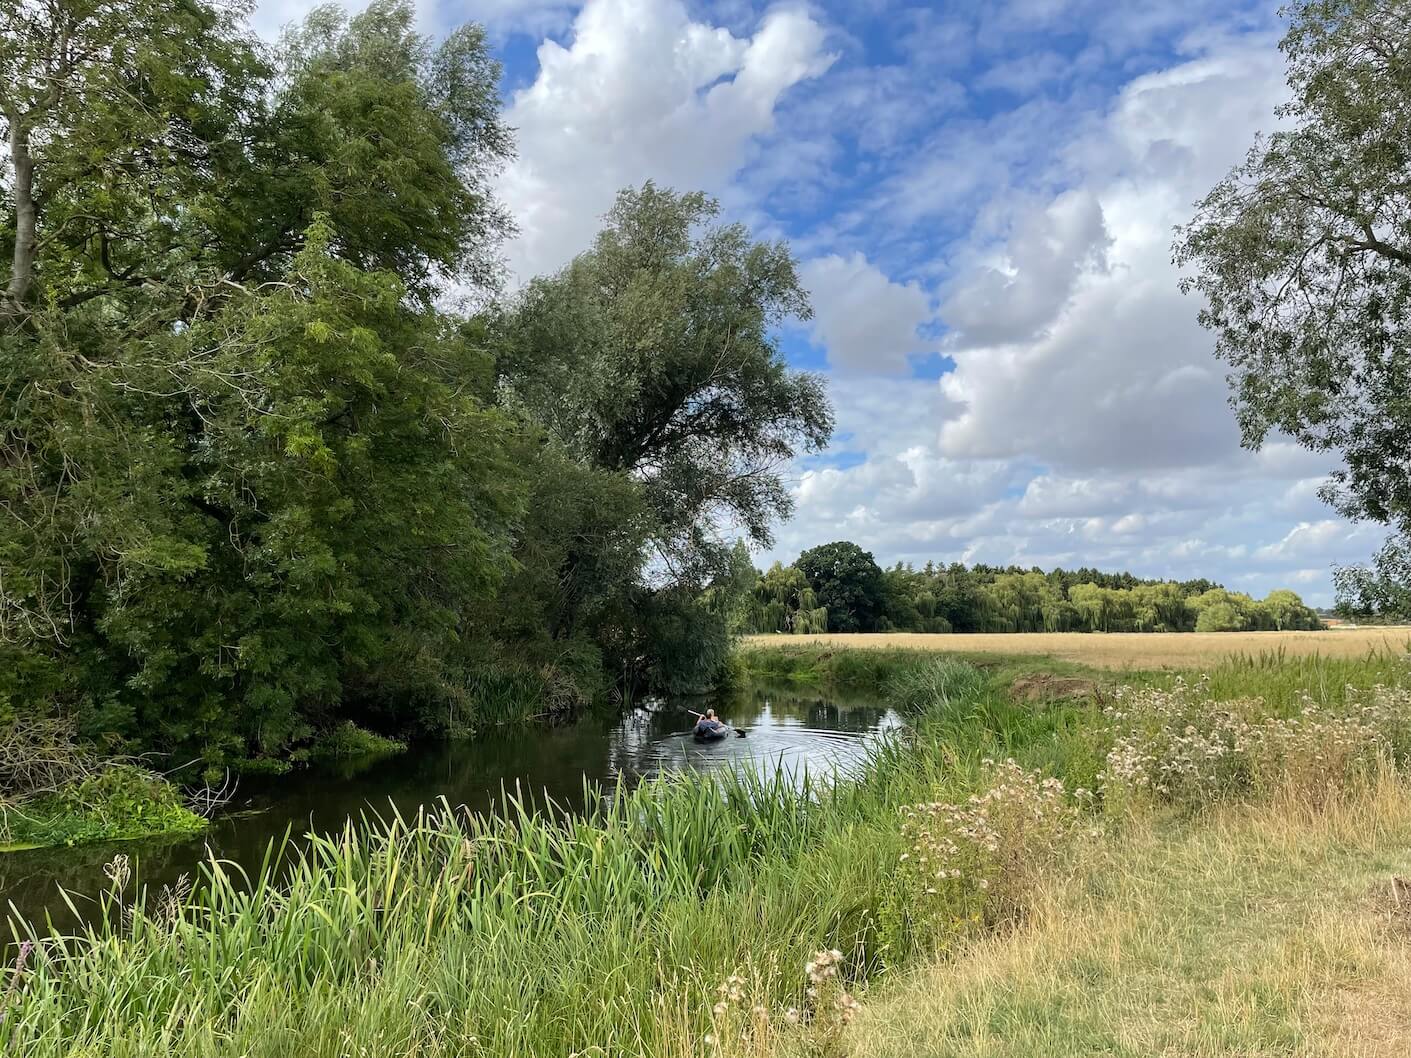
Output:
[
  {"xmin": 1101, "ymin": 677, "xmax": 1254, "ymax": 809},
  {"xmin": 1101, "ymin": 676, "xmax": 1411, "ymax": 811},
  {"xmin": 882, "ymin": 759, "xmax": 1085, "ymax": 961},
  {"xmin": 6, "ymin": 765, "xmax": 207, "ymax": 847},
  {"xmin": 0, "ymin": 715, "xmax": 99, "ymax": 802},
  {"xmin": 304, "ymin": 721, "xmax": 406, "ymax": 761}
]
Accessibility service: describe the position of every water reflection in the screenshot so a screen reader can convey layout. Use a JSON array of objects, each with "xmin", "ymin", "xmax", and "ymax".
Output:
[
  {"xmin": 0, "ymin": 683, "xmax": 899, "ymax": 937},
  {"xmin": 608, "ymin": 683, "xmax": 902, "ymax": 780}
]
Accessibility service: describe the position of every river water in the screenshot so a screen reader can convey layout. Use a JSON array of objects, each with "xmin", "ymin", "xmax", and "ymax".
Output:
[{"xmin": 0, "ymin": 682, "xmax": 900, "ymax": 937}]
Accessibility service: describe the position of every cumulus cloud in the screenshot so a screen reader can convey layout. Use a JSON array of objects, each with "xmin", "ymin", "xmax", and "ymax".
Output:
[
  {"xmin": 250, "ymin": 0, "xmax": 1370, "ymax": 605},
  {"xmin": 936, "ymin": 46, "xmax": 1289, "ymax": 473},
  {"xmin": 452, "ymin": 0, "xmax": 576, "ymax": 36},
  {"xmin": 1255, "ymin": 520, "xmax": 1357, "ymax": 562},
  {"xmin": 496, "ymin": 0, "xmax": 835, "ymax": 281},
  {"xmin": 800, "ymin": 254, "xmax": 933, "ymax": 373},
  {"xmin": 754, "ymin": 31, "xmax": 1379, "ymax": 605},
  {"xmin": 940, "ymin": 188, "xmax": 1110, "ymax": 349}
]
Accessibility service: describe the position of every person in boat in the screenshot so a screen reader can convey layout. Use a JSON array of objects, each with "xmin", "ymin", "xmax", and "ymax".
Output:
[{"xmin": 693, "ymin": 709, "xmax": 728, "ymax": 738}]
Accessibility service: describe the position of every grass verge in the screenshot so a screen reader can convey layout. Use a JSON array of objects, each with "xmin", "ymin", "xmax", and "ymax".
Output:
[{"xmin": 841, "ymin": 775, "xmax": 1411, "ymax": 1058}]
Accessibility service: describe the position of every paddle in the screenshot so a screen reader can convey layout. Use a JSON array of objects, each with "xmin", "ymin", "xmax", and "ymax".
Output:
[{"xmin": 686, "ymin": 708, "xmax": 747, "ymax": 737}]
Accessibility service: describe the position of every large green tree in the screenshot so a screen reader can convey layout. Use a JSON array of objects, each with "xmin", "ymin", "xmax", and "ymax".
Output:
[
  {"xmin": 2, "ymin": 0, "xmax": 524, "ymax": 762},
  {"xmin": 491, "ymin": 184, "xmax": 833, "ymax": 679},
  {"xmin": 795, "ymin": 541, "xmax": 885, "ymax": 633},
  {"xmin": 1176, "ymin": 0, "xmax": 1411, "ymax": 617}
]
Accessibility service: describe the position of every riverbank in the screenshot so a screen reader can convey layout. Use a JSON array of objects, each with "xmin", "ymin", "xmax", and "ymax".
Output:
[
  {"xmin": 0, "ymin": 719, "xmax": 411, "ymax": 853},
  {"xmin": 1, "ymin": 644, "xmax": 1408, "ymax": 1054},
  {"xmin": 0, "ymin": 765, "xmax": 208, "ymax": 852},
  {"xmin": 842, "ymin": 777, "xmax": 1411, "ymax": 1057}
]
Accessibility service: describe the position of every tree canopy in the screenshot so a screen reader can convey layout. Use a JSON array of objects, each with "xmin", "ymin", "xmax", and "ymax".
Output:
[
  {"xmin": 494, "ymin": 184, "xmax": 831, "ymax": 582},
  {"xmin": 1176, "ymin": 0, "xmax": 1411, "ymax": 617},
  {"xmin": 489, "ymin": 183, "xmax": 831, "ymax": 656},
  {"xmin": 794, "ymin": 542, "xmax": 886, "ymax": 634},
  {"xmin": 1, "ymin": 0, "xmax": 530, "ymax": 763},
  {"xmin": 1, "ymin": 0, "xmax": 832, "ymax": 767},
  {"xmin": 733, "ymin": 547, "xmax": 1321, "ymax": 636}
]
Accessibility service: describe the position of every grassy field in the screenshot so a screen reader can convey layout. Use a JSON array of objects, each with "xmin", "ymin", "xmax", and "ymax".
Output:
[
  {"xmin": 746, "ymin": 628, "xmax": 1411, "ymax": 669},
  {"xmin": 5, "ymin": 645, "xmax": 1410, "ymax": 1055},
  {"xmin": 828, "ymin": 777, "xmax": 1411, "ymax": 1058}
]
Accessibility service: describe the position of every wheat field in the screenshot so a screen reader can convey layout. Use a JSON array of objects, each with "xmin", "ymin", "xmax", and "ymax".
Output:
[{"xmin": 743, "ymin": 628, "xmax": 1411, "ymax": 669}]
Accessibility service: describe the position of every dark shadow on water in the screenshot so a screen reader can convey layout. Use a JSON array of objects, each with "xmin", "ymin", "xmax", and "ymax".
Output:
[{"xmin": 0, "ymin": 684, "xmax": 899, "ymax": 939}]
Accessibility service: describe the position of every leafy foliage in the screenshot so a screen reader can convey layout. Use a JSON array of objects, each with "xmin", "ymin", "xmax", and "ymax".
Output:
[
  {"xmin": 1, "ymin": 2, "xmax": 830, "ymax": 763},
  {"xmin": 795, "ymin": 541, "xmax": 886, "ymax": 633},
  {"xmin": 489, "ymin": 183, "xmax": 831, "ymax": 691},
  {"xmin": 1334, "ymin": 535, "xmax": 1411, "ymax": 620},
  {"xmin": 3, "ymin": 764, "xmax": 206, "ymax": 848},
  {"xmin": 303, "ymin": 721, "xmax": 406, "ymax": 762},
  {"xmin": 1176, "ymin": 0, "xmax": 1411, "ymax": 616}
]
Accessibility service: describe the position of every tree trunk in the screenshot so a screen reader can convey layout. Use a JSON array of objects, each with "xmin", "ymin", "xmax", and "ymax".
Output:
[{"xmin": 5, "ymin": 117, "xmax": 37, "ymax": 312}]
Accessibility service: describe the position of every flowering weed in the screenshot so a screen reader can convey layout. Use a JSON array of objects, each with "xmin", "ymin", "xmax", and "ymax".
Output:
[
  {"xmin": 1101, "ymin": 676, "xmax": 1411, "ymax": 811},
  {"xmin": 882, "ymin": 759, "xmax": 1086, "ymax": 963}
]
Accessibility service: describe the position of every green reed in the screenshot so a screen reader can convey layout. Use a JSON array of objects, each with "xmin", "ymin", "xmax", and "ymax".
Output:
[{"xmin": 0, "ymin": 660, "xmax": 1010, "ymax": 1057}]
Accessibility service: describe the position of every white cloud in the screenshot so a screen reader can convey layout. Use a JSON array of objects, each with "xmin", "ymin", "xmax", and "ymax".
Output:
[
  {"xmin": 496, "ymin": 0, "xmax": 834, "ymax": 281},
  {"xmin": 1017, "ymin": 476, "xmax": 1132, "ymax": 519},
  {"xmin": 251, "ymin": 0, "xmax": 1371, "ymax": 606},
  {"xmin": 755, "ymin": 33, "xmax": 1379, "ymax": 607},
  {"xmin": 1255, "ymin": 520, "xmax": 1355, "ymax": 562},
  {"xmin": 449, "ymin": 0, "xmax": 577, "ymax": 36},
  {"xmin": 940, "ymin": 188, "xmax": 1111, "ymax": 349},
  {"xmin": 936, "ymin": 45, "xmax": 1289, "ymax": 473},
  {"xmin": 800, "ymin": 254, "xmax": 933, "ymax": 373}
]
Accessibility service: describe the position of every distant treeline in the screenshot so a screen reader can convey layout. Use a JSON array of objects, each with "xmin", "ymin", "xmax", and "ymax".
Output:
[{"xmin": 724, "ymin": 541, "xmax": 1322, "ymax": 635}]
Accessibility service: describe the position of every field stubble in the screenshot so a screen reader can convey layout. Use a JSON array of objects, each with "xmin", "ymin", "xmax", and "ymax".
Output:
[{"xmin": 746, "ymin": 628, "xmax": 1411, "ymax": 669}]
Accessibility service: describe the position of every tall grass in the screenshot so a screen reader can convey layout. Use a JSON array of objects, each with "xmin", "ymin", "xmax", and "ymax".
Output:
[
  {"xmin": 8, "ymin": 647, "xmax": 1405, "ymax": 1055},
  {"xmin": 1, "ymin": 660, "xmax": 1024, "ymax": 1057},
  {"xmin": 1190, "ymin": 646, "xmax": 1410, "ymax": 709},
  {"xmin": 844, "ymin": 772, "xmax": 1411, "ymax": 1058}
]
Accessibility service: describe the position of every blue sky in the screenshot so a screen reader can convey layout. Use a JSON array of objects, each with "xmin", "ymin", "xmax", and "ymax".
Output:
[{"xmin": 254, "ymin": 0, "xmax": 1376, "ymax": 605}]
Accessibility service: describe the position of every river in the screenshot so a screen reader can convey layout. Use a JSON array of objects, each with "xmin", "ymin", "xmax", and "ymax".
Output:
[{"xmin": 0, "ymin": 681, "xmax": 900, "ymax": 938}]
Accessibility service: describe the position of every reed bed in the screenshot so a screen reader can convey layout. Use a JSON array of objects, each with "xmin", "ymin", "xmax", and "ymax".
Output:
[{"xmin": 1, "ymin": 661, "xmax": 1033, "ymax": 1057}]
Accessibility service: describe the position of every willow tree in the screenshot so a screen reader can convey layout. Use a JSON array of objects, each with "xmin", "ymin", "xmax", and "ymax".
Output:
[
  {"xmin": 492, "ymin": 184, "xmax": 832, "ymax": 684},
  {"xmin": 1176, "ymin": 0, "xmax": 1411, "ymax": 617}
]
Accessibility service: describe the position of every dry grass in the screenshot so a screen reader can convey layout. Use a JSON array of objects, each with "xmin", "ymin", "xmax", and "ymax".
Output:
[
  {"xmin": 744, "ymin": 629, "xmax": 1411, "ymax": 669},
  {"xmin": 823, "ymin": 775, "xmax": 1411, "ymax": 1058}
]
